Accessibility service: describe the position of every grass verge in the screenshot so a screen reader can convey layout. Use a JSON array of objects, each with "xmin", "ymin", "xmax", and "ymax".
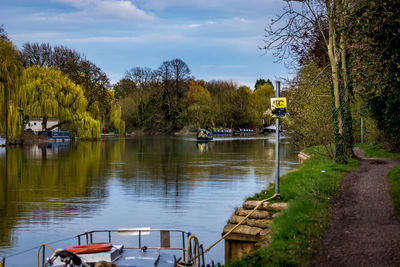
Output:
[
  {"xmin": 356, "ymin": 142, "xmax": 400, "ymax": 160},
  {"xmin": 388, "ymin": 164, "xmax": 400, "ymax": 218},
  {"xmin": 356, "ymin": 143, "xmax": 400, "ymax": 218},
  {"xmin": 228, "ymin": 146, "xmax": 358, "ymax": 267}
]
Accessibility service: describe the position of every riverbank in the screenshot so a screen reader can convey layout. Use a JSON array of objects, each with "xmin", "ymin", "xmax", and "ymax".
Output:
[
  {"xmin": 228, "ymin": 143, "xmax": 400, "ymax": 266},
  {"xmin": 228, "ymin": 146, "xmax": 359, "ymax": 266}
]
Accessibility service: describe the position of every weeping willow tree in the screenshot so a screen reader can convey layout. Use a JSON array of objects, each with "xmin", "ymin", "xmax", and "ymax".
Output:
[
  {"xmin": 0, "ymin": 40, "xmax": 24, "ymax": 144},
  {"xmin": 68, "ymin": 113, "xmax": 101, "ymax": 138},
  {"xmin": 109, "ymin": 102, "xmax": 125, "ymax": 134},
  {"xmin": 22, "ymin": 66, "xmax": 100, "ymax": 138}
]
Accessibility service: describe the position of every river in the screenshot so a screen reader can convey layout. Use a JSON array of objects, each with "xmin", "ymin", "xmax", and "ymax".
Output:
[{"xmin": 0, "ymin": 135, "xmax": 298, "ymax": 266}]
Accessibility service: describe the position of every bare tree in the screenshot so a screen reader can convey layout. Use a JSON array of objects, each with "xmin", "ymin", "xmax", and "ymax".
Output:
[
  {"xmin": 156, "ymin": 58, "xmax": 191, "ymax": 129},
  {"xmin": 21, "ymin": 43, "xmax": 52, "ymax": 67},
  {"xmin": 263, "ymin": 0, "xmax": 353, "ymax": 161},
  {"xmin": 0, "ymin": 25, "xmax": 10, "ymax": 41},
  {"xmin": 170, "ymin": 58, "xmax": 191, "ymax": 98},
  {"xmin": 125, "ymin": 67, "xmax": 157, "ymax": 88}
]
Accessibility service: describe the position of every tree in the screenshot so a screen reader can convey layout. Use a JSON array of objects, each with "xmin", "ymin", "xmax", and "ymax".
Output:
[
  {"xmin": 118, "ymin": 96, "xmax": 139, "ymax": 131},
  {"xmin": 125, "ymin": 67, "xmax": 157, "ymax": 87},
  {"xmin": 185, "ymin": 80, "xmax": 212, "ymax": 128},
  {"xmin": 157, "ymin": 59, "xmax": 191, "ymax": 130},
  {"xmin": 349, "ymin": 0, "xmax": 400, "ymax": 147},
  {"xmin": 254, "ymin": 78, "xmax": 272, "ymax": 90},
  {"xmin": 231, "ymin": 86, "xmax": 256, "ymax": 127},
  {"xmin": 22, "ymin": 66, "xmax": 100, "ymax": 138},
  {"xmin": 21, "ymin": 43, "xmax": 113, "ymax": 122},
  {"xmin": 109, "ymin": 101, "xmax": 125, "ymax": 134},
  {"xmin": 113, "ymin": 78, "xmax": 137, "ymax": 99},
  {"xmin": 71, "ymin": 59, "xmax": 112, "ymax": 120},
  {"xmin": 170, "ymin": 59, "xmax": 191, "ymax": 98},
  {"xmin": 286, "ymin": 62, "xmax": 335, "ymax": 156},
  {"xmin": 252, "ymin": 82, "xmax": 276, "ymax": 125},
  {"xmin": 0, "ymin": 25, "xmax": 10, "ymax": 41},
  {"xmin": 0, "ymin": 35, "xmax": 24, "ymax": 144},
  {"xmin": 204, "ymin": 80, "xmax": 237, "ymax": 127},
  {"xmin": 114, "ymin": 66, "xmax": 160, "ymax": 130},
  {"xmin": 263, "ymin": 0, "xmax": 354, "ymax": 161},
  {"xmin": 21, "ymin": 42, "xmax": 52, "ymax": 67}
]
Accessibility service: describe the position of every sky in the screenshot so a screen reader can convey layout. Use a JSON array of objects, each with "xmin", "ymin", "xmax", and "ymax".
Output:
[{"xmin": 0, "ymin": 0, "xmax": 292, "ymax": 88}]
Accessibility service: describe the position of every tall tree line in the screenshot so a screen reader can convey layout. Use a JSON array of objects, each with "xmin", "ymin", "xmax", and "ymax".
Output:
[{"xmin": 114, "ymin": 61, "xmax": 276, "ymax": 133}]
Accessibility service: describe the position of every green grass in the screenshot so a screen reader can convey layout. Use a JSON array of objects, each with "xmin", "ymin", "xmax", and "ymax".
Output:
[
  {"xmin": 388, "ymin": 165, "xmax": 400, "ymax": 217},
  {"xmin": 356, "ymin": 142, "xmax": 400, "ymax": 160},
  {"xmin": 229, "ymin": 146, "xmax": 359, "ymax": 267}
]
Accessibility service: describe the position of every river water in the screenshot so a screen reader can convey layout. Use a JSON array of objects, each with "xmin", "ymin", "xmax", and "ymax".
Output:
[{"xmin": 0, "ymin": 135, "xmax": 298, "ymax": 266}]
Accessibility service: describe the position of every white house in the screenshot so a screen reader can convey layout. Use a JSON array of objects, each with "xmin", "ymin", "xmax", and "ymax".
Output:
[{"xmin": 25, "ymin": 118, "xmax": 59, "ymax": 132}]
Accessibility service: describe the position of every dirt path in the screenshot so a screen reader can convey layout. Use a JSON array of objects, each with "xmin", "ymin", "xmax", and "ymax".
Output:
[{"xmin": 312, "ymin": 147, "xmax": 400, "ymax": 267}]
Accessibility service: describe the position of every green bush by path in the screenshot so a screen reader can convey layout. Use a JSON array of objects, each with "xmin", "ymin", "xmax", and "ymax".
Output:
[
  {"xmin": 388, "ymin": 165, "xmax": 400, "ymax": 218},
  {"xmin": 230, "ymin": 146, "xmax": 358, "ymax": 267}
]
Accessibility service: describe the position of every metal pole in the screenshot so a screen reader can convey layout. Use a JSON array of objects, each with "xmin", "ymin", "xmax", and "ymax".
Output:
[
  {"xmin": 275, "ymin": 81, "xmax": 281, "ymax": 195},
  {"xmin": 361, "ymin": 117, "xmax": 364, "ymax": 144},
  {"xmin": 42, "ymin": 246, "xmax": 45, "ymax": 267}
]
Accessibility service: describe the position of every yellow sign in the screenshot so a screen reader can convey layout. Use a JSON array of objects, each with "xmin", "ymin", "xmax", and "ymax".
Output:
[
  {"xmin": 271, "ymin": 97, "xmax": 287, "ymax": 117},
  {"xmin": 271, "ymin": 97, "xmax": 287, "ymax": 109}
]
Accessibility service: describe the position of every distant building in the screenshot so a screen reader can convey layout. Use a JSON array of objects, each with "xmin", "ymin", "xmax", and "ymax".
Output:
[{"xmin": 25, "ymin": 118, "xmax": 59, "ymax": 132}]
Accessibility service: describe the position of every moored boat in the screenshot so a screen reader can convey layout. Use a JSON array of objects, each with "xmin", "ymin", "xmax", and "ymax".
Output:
[
  {"xmin": 234, "ymin": 128, "xmax": 256, "ymax": 136},
  {"xmin": 40, "ymin": 130, "xmax": 72, "ymax": 142},
  {"xmin": 211, "ymin": 128, "xmax": 233, "ymax": 136},
  {"xmin": 3, "ymin": 228, "xmax": 209, "ymax": 267},
  {"xmin": 261, "ymin": 125, "xmax": 282, "ymax": 134}
]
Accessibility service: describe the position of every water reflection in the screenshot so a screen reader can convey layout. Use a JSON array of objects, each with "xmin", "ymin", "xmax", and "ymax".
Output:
[
  {"xmin": 196, "ymin": 142, "xmax": 210, "ymax": 152},
  {"xmin": 0, "ymin": 136, "xmax": 298, "ymax": 265},
  {"xmin": 0, "ymin": 142, "xmax": 110, "ymax": 246}
]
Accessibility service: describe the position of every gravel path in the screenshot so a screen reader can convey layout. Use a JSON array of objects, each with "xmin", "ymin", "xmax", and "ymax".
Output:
[{"xmin": 312, "ymin": 147, "xmax": 400, "ymax": 267}]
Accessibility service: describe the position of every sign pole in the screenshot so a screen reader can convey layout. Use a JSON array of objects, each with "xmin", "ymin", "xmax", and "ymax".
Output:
[
  {"xmin": 361, "ymin": 117, "xmax": 364, "ymax": 144},
  {"xmin": 275, "ymin": 81, "xmax": 281, "ymax": 195}
]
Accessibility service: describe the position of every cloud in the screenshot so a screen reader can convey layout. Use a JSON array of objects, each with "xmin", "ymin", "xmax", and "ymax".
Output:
[
  {"xmin": 52, "ymin": 0, "xmax": 155, "ymax": 20},
  {"xmin": 141, "ymin": 0, "xmax": 284, "ymax": 14},
  {"xmin": 186, "ymin": 24, "xmax": 201, "ymax": 28},
  {"xmin": 60, "ymin": 32, "xmax": 187, "ymax": 44}
]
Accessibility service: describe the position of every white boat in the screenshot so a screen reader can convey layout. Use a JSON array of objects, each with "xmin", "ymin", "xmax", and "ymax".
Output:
[
  {"xmin": 261, "ymin": 125, "xmax": 282, "ymax": 134},
  {"xmin": 26, "ymin": 228, "xmax": 210, "ymax": 267}
]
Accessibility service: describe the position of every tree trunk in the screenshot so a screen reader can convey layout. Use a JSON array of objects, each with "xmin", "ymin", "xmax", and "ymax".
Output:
[
  {"xmin": 5, "ymin": 84, "xmax": 9, "ymax": 144},
  {"xmin": 326, "ymin": 0, "xmax": 346, "ymax": 162},
  {"xmin": 42, "ymin": 117, "xmax": 48, "ymax": 131},
  {"xmin": 339, "ymin": 0, "xmax": 354, "ymax": 157},
  {"xmin": 47, "ymin": 121, "xmax": 68, "ymax": 131}
]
